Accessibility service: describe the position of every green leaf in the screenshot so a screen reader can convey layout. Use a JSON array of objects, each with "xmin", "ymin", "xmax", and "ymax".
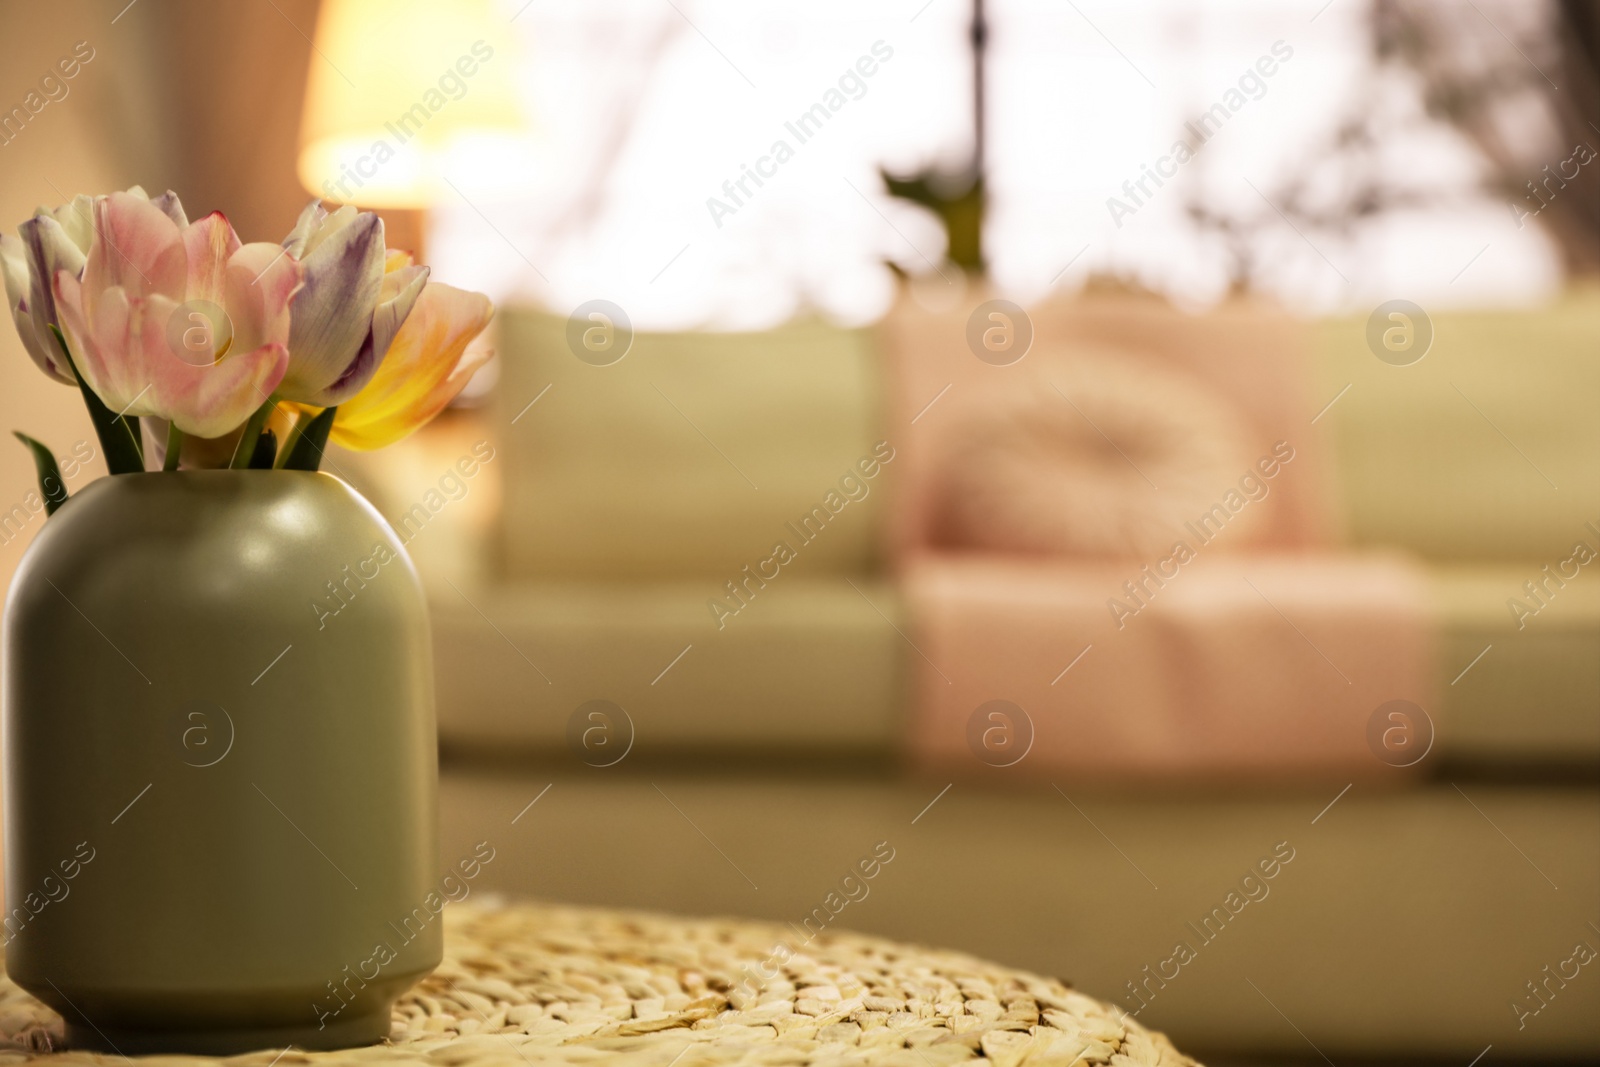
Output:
[
  {"xmin": 13, "ymin": 432, "xmax": 68, "ymax": 514},
  {"xmin": 278, "ymin": 406, "xmax": 336, "ymax": 472},
  {"xmin": 50, "ymin": 325, "xmax": 144, "ymax": 474},
  {"xmin": 249, "ymin": 428, "xmax": 278, "ymax": 469}
]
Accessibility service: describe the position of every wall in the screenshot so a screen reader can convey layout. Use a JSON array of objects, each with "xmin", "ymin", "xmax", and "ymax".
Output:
[{"xmin": 0, "ymin": 0, "xmax": 315, "ymax": 590}]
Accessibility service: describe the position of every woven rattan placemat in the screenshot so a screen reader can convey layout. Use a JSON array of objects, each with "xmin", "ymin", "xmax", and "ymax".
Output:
[{"xmin": 0, "ymin": 899, "xmax": 1198, "ymax": 1066}]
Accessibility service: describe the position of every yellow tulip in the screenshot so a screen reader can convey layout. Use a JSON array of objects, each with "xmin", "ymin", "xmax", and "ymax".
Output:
[{"xmin": 326, "ymin": 253, "xmax": 492, "ymax": 451}]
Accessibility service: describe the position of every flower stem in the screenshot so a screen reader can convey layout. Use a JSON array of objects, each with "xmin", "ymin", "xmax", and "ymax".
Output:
[
  {"xmin": 163, "ymin": 422, "xmax": 183, "ymax": 471},
  {"xmin": 228, "ymin": 398, "xmax": 276, "ymax": 470},
  {"xmin": 274, "ymin": 411, "xmax": 309, "ymax": 469}
]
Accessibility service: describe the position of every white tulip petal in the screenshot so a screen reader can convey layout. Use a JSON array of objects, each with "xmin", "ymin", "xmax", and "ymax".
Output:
[
  {"xmin": 148, "ymin": 190, "xmax": 189, "ymax": 229},
  {"xmin": 1, "ymin": 233, "xmax": 67, "ymax": 382},
  {"xmin": 282, "ymin": 199, "xmax": 327, "ymax": 258},
  {"xmin": 277, "ymin": 210, "xmax": 385, "ymax": 403},
  {"xmin": 17, "ymin": 216, "xmax": 86, "ymax": 383}
]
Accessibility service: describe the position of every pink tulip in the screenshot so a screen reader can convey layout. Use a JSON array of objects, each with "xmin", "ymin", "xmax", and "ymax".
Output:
[
  {"xmin": 53, "ymin": 192, "xmax": 304, "ymax": 440},
  {"xmin": 1, "ymin": 186, "xmax": 185, "ymax": 385}
]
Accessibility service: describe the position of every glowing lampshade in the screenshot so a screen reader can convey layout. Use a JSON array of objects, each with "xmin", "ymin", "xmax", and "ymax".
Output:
[{"xmin": 297, "ymin": 0, "xmax": 526, "ymax": 208}]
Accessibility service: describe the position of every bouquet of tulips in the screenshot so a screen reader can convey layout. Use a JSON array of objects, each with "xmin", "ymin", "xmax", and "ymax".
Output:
[{"xmin": 1, "ymin": 186, "xmax": 493, "ymax": 511}]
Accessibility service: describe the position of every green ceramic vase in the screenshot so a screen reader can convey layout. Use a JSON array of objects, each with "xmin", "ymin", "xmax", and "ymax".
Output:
[{"xmin": 3, "ymin": 471, "xmax": 441, "ymax": 1054}]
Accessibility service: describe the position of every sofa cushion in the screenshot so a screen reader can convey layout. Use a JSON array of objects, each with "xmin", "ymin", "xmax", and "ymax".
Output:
[
  {"xmin": 1311, "ymin": 288, "xmax": 1600, "ymax": 560},
  {"xmin": 495, "ymin": 309, "xmax": 889, "ymax": 579},
  {"xmin": 1429, "ymin": 562, "xmax": 1600, "ymax": 763},
  {"xmin": 923, "ymin": 348, "xmax": 1270, "ymax": 559},
  {"xmin": 879, "ymin": 292, "xmax": 1336, "ymax": 558},
  {"xmin": 431, "ymin": 577, "xmax": 904, "ymax": 755}
]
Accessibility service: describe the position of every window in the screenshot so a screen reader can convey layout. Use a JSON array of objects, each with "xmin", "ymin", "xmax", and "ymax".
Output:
[{"xmin": 430, "ymin": 0, "xmax": 1565, "ymax": 328}]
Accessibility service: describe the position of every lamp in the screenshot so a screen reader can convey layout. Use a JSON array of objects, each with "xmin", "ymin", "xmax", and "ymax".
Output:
[{"xmin": 297, "ymin": 0, "xmax": 527, "ymax": 249}]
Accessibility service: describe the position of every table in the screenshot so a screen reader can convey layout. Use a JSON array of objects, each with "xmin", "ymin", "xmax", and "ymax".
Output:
[{"xmin": 0, "ymin": 900, "xmax": 1197, "ymax": 1066}]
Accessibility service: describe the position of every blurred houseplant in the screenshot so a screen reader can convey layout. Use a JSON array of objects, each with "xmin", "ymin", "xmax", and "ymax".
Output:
[{"xmin": 0, "ymin": 187, "xmax": 491, "ymax": 1053}]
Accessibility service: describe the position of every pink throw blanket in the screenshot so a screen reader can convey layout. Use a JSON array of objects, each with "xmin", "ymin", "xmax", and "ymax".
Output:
[
  {"xmin": 903, "ymin": 552, "xmax": 1433, "ymax": 781},
  {"xmin": 880, "ymin": 293, "xmax": 1434, "ymax": 780}
]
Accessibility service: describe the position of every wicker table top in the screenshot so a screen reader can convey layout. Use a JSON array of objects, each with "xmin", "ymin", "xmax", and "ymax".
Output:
[{"xmin": 0, "ymin": 900, "xmax": 1198, "ymax": 1067}]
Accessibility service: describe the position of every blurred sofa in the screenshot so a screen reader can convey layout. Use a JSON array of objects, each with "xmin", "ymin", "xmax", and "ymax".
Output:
[
  {"xmin": 1309, "ymin": 291, "xmax": 1600, "ymax": 766},
  {"xmin": 428, "ymin": 315, "xmax": 903, "ymax": 758},
  {"xmin": 414, "ymin": 289, "xmax": 1599, "ymax": 1059}
]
